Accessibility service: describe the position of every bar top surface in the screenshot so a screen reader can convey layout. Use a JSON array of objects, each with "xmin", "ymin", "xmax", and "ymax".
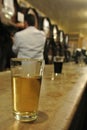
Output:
[{"xmin": 0, "ymin": 62, "xmax": 87, "ymax": 130}]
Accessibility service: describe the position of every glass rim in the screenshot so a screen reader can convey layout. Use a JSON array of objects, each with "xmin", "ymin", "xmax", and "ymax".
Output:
[{"xmin": 11, "ymin": 58, "xmax": 43, "ymax": 62}]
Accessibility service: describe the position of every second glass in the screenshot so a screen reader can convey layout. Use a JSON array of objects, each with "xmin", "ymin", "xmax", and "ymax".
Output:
[{"xmin": 53, "ymin": 56, "xmax": 64, "ymax": 75}]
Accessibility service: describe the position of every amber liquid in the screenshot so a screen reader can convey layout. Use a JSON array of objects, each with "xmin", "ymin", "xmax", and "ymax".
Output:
[{"xmin": 12, "ymin": 75, "xmax": 42, "ymax": 121}]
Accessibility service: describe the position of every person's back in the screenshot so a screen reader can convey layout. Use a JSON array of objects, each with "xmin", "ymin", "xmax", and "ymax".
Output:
[
  {"xmin": 0, "ymin": 22, "xmax": 16, "ymax": 71},
  {"xmin": 12, "ymin": 14, "xmax": 46, "ymax": 60}
]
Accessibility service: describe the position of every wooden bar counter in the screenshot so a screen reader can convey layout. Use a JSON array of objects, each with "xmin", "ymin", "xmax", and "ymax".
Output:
[{"xmin": 0, "ymin": 63, "xmax": 87, "ymax": 130}]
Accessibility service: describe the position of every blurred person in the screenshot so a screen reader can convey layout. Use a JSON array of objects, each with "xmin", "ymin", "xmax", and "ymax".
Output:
[
  {"xmin": 12, "ymin": 14, "xmax": 46, "ymax": 60},
  {"xmin": 44, "ymin": 35, "xmax": 56, "ymax": 64},
  {"xmin": 74, "ymin": 48, "xmax": 82, "ymax": 64},
  {"xmin": 43, "ymin": 22, "xmax": 56, "ymax": 64},
  {"xmin": 0, "ymin": 21, "xmax": 16, "ymax": 71}
]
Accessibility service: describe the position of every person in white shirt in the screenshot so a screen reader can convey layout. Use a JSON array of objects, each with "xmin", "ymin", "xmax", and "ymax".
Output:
[{"xmin": 12, "ymin": 14, "xmax": 46, "ymax": 60}]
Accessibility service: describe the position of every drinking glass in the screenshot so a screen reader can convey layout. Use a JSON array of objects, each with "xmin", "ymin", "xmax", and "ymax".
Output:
[
  {"xmin": 10, "ymin": 58, "xmax": 43, "ymax": 122},
  {"xmin": 53, "ymin": 56, "xmax": 64, "ymax": 76}
]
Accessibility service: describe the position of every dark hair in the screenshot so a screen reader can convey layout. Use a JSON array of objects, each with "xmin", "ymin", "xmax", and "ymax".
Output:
[{"xmin": 24, "ymin": 14, "xmax": 35, "ymax": 26}]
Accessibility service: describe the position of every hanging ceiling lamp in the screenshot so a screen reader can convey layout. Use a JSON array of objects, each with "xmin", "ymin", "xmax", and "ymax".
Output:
[
  {"xmin": 17, "ymin": 0, "xmax": 30, "ymax": 8},
  {"xmin": 53, "ymin": 25, "xmax": 58, "ymax": 41},
  {"xmin": 43, "ymin": 17, "xmax": 51, "ymax": 36},
  {"xmin": 2, "ymin": 0, "xmax": 15, "ymax": 19}
]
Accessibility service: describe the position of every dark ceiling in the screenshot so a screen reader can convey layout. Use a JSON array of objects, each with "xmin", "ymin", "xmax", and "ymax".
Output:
[{"xmin": 26, "ymin": 0, "xmax": 87, "ymax": 37}]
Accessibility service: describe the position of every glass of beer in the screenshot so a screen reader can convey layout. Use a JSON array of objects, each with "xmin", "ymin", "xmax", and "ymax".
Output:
[
  {"xmin": 53, "ymin": 56, "xmax": 64, "ymax": 75},
  {"xmin": 10, "ymin": 58, "xmax": 43, "ymax": 122}
]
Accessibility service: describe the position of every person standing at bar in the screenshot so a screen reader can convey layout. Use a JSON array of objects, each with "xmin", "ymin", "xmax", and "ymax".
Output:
[
  {"xmin": 12, "ymin": 14, "xmax": 46, "ymax": 60},
  {"xmin": 0, "ymin": 21, "xmax": 16, "ymax": 71}
]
